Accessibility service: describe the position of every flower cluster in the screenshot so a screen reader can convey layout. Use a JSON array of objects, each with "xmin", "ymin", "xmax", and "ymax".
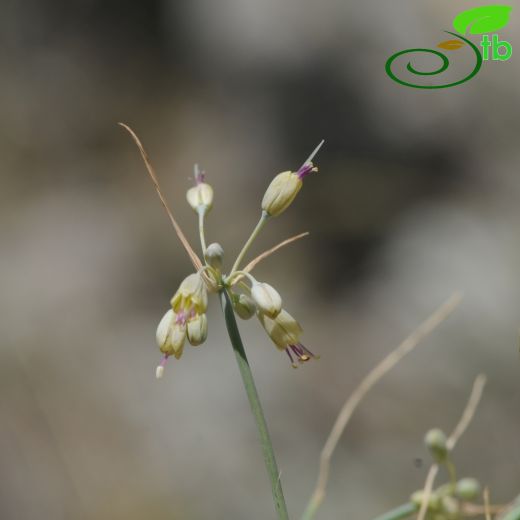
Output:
[
  {"xmin": 155, "ymin": 273, "xmax": 209, "ymax": 378},
  {"xmin": 152, "ymin": 140, "xmax": 324, "ymax": 377}
]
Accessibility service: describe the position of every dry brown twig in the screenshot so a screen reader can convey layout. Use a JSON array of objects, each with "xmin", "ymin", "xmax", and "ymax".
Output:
[
  {"xmin": 302, "ymin": 291, "xmax": 463, "ymax": 520},
  {"xmin": 416, "ymin": 373, "xmax": 487, "ymax": 520}
]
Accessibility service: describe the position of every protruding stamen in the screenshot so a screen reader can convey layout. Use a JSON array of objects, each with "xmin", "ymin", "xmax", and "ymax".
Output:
[
  {"xmin": 288, "ymin": 343, "xmax": 318, "ymax": 364},
  {"xmin": 194, "ymin": 164, "xmax": 205, "ymax": 185},
  {"xmin": 296, "ymin": 163, "xmax": 318, "ymax": 179},
  {"xmin": 156, "ymin": 355, "xmax": 169, "ymax": 379},
  {"xmin": 285, "ymin": 348, "xmax": 298, "ymax": 369},
  {"xmin": 299, "ymin": 139, "xmax": 325, "ymax": 169},
  {"xmin": 302, "ymin": 344, "xmax": 320, "ymax": 360}
]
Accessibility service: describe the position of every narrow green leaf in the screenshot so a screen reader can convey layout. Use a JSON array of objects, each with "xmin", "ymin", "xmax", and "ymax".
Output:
[{"xmin": 453, "ymin": 5, "xmax": 512, "ymax": 35}]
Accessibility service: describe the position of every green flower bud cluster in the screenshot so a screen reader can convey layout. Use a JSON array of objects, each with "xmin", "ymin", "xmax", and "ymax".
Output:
[{"xmin": 405, "ymin": 428, "xmax": 484, "ymax": 520}]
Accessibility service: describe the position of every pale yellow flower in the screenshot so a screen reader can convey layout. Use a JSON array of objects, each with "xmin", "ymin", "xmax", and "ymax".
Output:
[{"xmin": 257, "ymin": 309, "xmax": 317, "ymax": 367}]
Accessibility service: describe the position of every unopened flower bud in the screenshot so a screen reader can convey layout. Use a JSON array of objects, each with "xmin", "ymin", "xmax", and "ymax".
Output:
[
  {"xmin": 171, "ymin": 273, "xmax": 208, "ymax": 313},
  {"xmin": 155, "ymin": 309, "xmax": 186, "ymax": 359},
  {"xmin": 425, "ymin": 428, "xmax": 448, "ymax": 463},
  {"xmin": 168, "ymin": 323, "xmax": 186, "ymax": 358},
  {"xmin": 187, "ymin": 313, "xmax": 208, "ymax": 346},
  {"xmin": 233, "ymin": 293, "xmax": 256, "ymax": 320},
  {"xmin": 455, "ymin": 478, "xmax": 481, "ymax": 500},
  {"xmin": 251, "ymin": 281, "xmax": 282, "ymax": 318},
  {"xmin": 411, "ymin": 490, "xmax": 441, "ymax": 510},
  {"xmin": 186, "ymin": 165, "xmax": 213, "ymax": 212},
  {"xmin": 156, "ymin": 309, "xmax": 174, "ymax": 349},
  {"xmin": 204, "ymin": 243, "xmax": 224, "ymax": 272}
]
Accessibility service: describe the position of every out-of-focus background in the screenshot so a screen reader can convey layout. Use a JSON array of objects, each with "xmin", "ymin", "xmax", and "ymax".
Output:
[{"xmin": 1, "ymin": 1, "xmax": 519, "ymax": 518}]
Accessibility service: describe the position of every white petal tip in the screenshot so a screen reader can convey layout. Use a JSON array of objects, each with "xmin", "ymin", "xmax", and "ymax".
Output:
[{"xmin": 155, "ymin": 365, "xmax": 165, "ymax": 379}]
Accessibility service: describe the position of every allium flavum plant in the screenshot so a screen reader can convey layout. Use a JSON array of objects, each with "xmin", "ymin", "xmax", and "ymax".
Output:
[{"xmin": 121, "ymin": 123, "xmax": 323, "ymax": 519}]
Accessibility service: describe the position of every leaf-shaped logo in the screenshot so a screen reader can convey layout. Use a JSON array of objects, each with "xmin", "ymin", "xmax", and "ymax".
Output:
[
  {"xmin": 453, "ymin": 5, "xmax": 512, "ymax": 35},
  {"xmin": 437, "ymin": 39, "xmax": 466, "ymax": 50}
]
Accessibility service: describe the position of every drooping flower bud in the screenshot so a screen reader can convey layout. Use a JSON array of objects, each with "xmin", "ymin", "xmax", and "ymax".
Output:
[
  {"xmin": 257, "ymin": 309, "xmax": 302, "ymax": 350},
  {"xmin": 187, "ymin": 313, "xmax": 208, "ymax": 346},
  {"xmin": 156, "ymin": 309, "xmax": 174, "ymax": 350},
  {"xmin": 186, "ymin": 165, "xmax": 213, "ymax": 212},
  {"xmin": 171, "ymin": 273, "xmax": 208, "ymax": 314},
  {"xmin": 251, "ymin": 281, "xmax": 282, "ymax": 318},
  {"xmin": 232, "ymin": 293, "xmax": 256, "ymax": 320},
  {"xmin": 155, "ymin": 309, "xmax": 186, "ymax": 359},
  {"xmin": 257, "ymin": 308, "xmax": 317, "ymax": 367},
  {"xmin": 424, "ymin": 428, "xmax": 448, "ymax": 463},
  {"xmin": 204, "ymin": 242, "xmax": 224, "ymax": 272}
]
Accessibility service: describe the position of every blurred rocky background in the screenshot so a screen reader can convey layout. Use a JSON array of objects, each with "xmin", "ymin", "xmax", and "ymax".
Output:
[{"xmin": 1, "ymin": 0, "xmax": 519, "ymax": 518}]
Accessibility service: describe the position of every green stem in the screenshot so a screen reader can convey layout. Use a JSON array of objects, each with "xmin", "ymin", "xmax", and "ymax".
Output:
[
  {"xmin": 219, "ymin": 289, "xmax": 289, "ymax": 520},
  {"xmin": 198, "ymin": 206, "xmax": 207, "ymax": 255},
  {"xmin": 230, "ymin": 211, "xmax": 269, "ymax": 274},
  {"xmin": 371, "ymin": 502, "xmax": 418, "ymax": 520},
  {"xmin": 446, "ymin": 459, "xmax": 457, "ymax": 489}
]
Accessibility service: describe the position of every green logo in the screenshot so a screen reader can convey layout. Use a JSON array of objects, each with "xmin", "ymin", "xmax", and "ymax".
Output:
[{"xmin": 385, "ymin": 5, "xmax": 513, "ymax": 89}]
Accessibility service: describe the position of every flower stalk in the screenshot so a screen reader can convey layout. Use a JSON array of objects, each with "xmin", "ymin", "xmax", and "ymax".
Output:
[
  {"xmin": 230, "ymin": 211, "xmax": 270, "ymax": 273},
  {"xmin": 219, "ymin": 288, "xmax": 289, "ymax": 520},
  {"xmin": 198, "ymin": 206, "xmax": 207, "ymax": 254}
]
